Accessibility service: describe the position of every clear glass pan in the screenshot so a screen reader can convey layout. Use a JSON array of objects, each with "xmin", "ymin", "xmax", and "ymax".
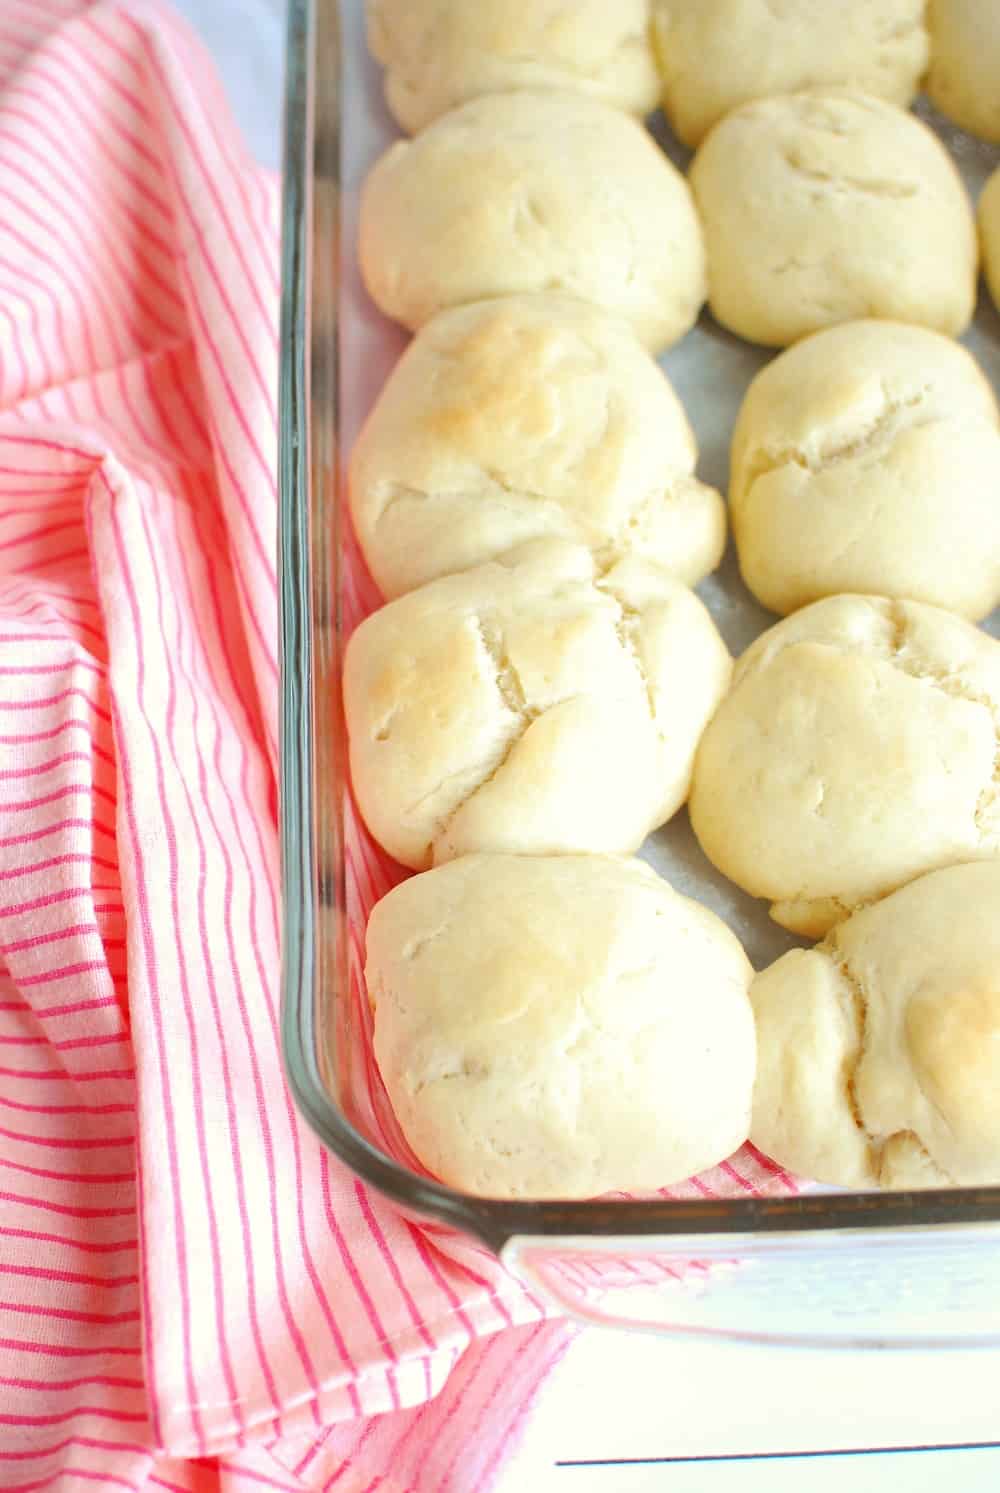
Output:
[{"xmin": 279, "ymin": 0, "xmax": 1000, "ymax": 1343}]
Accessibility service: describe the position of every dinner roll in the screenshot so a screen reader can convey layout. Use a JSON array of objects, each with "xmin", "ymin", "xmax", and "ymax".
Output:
[
  {"xmin": 979, "ymin": 164, "xmax": 1000, "ymax": 316},
  {"xmin": 689, "ymin": 90, "xmax": 977, "ymax": 347},
  {"xmin": 344, "ymin": 540, "xmax": 731, "ymax": 870},
  {"xmin": 366, "ymin": 0, "xmax": 659, "ymax": 135},
  {"xmin": 751, "ymin": 861, "xmax": 1000, "ymax": 1189},
  {"xmin": 652, "ymin": 0, "xmax": 927, "ymax": 149},
  {"xmin": 926, "ymin": 0, "xmax": 1000, "ymax": 144},
  {"xmin": 367, "ymin": 853, "xmax": 756, "ymax": 1198},
  {"xmin": 689, "ymin": 594, "xmax": 1000, "ymax": 938},
  {"xmin": 350, "ymin": 295, "xmax": 726, "ymax": 601},
  {"xmin": 359, "ymin": 90, "xmax": 706, "ymax": 353},
  {"xmin": 730, "ymin": 321, "xmax": 1000, "ymax": 619}
]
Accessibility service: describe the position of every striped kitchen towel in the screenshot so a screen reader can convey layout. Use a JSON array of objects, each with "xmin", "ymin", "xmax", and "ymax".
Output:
[{"xmin": 0, "ymin": 0, "xmax": 573, "ymax": 1488}]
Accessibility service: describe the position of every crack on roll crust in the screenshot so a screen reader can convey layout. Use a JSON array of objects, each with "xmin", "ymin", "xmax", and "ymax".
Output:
[
  {"xmin": 827, "ymin": 946, "xmax": 875, "ymax": 1155},
  {"xmin": 374, "ymin": 704, "xmax": 400, "ymax": 743},
  {"xmin": 428, "ymin": 722, "xmax": 533, "ymax": 858},
  {"xmin": 974, "ymin": 745, "xmax": 1000, "ymax": 835},
  {"xmin": 373, "ymin": 475, "xmax": 564, "ymax": 529},
  {"xmin": 824, "ymin": 933, "xmax": 964, "ymax": 1188},
  {"xmin": 884, "ymin": 630, "xmax": 1000, "ymax": 717},
  {"xmin": 770, "ymin": 890, "xmax": 879, "ymax": 932},
  {"xmin": 406, "ymin": 748, "xmax": 519, "ymax": 823},
  {"xmin": 611, "ymin": 473, "xmax": 723, "ymax": 556},
  {"xmin": 608, "ymin": 596, "xmax": 659, "ymax": 738},
  {"xmin": 888, "ymin": 596, "xmax": 908, "ymax": 659},
  {"xmin": 373, "ymin": 478, "xmax": 435, "ymax": 526},
  {"xmin": 781, "ymin": 147, "xmax": 920, "ymax": 199},
  {"xmin": 411, "ymin": 1054, "xmax": 490, "ymax": 1098},
  {"xmin": 801, "ymin": 92, "xmax": 898, "ymax": 127},
  {"xmin": 481, "ymin": 466, "xmax": 573, "ymax": 513},
  {"xmin": 428, "ymin": 590, "xmax": 664, "ymax": 859},
  {"xmin": 425, "ymin": 612, "xmax": 536, "ymax": 853},
  {"xmin": 401, "ymin": 923, "xmax": 451, "ymax": 963},
  {"xmin": 739, "ymin": 383, "xmax": 934, "ymax": 500},
  {"xmin": 473, "ymin": 613, "xmax": 530, "ymax": 719}
]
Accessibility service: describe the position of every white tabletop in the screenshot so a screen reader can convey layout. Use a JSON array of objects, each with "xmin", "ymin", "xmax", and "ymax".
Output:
[
  {"xmin": 174, "ymin": 2, "xmax": 1000, "ymax": 1486},
  {"xmin": 499, "ymin": 1326, "xmax": 1000, "ymax": 1490}
]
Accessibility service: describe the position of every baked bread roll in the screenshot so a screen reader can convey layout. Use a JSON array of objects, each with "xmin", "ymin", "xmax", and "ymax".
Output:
[
  {"xmin": 366, "ymin": 0, "xmax": 659, "ymax": 136},
  {"xmin": 730, "ymin": 320, "xmax": 1000, "ymax": 620},
  {"xmin": 926, "ymin": 0, "xmax": 1000, "ymax": 144},
  {"xmin": 344, "ymin": 540, "xmax": 731, "ymax": 870},
  {"xmin": 689, "ymin": 90, "xmax": 977, "ymax": 347},
  {"xmin": 689, "ymin": 594, "xmax": 1000, "ymax": 938},
  {"xmin": 367, "ymin": 853, "xmax": 756, "ymax": 1198},
  {"xmin": 652, "ymin": 0, "xmax": 927, "ymax": 149},
  {"xmin": 751, "ymin": 860, "xmax": 1000, "ymax": 1189},
  {"xmin": 359, "ymin": 90, "xmax": 706, "ymax": 354},
  {"xmin": 350, "ymin": 295, "xmax": 725, "ymax": 601},
  {"xmin": 979, "ymin": 163, "xmax": 1000, "ymax": 317}
]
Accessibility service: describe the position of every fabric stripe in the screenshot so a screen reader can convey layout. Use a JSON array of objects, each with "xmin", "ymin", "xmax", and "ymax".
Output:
[{"xmin": 102, "ymin": 474, "xmax": 204, "ymax": 1452}]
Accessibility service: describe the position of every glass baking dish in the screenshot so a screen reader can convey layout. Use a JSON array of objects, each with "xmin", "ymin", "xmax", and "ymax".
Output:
[{"xmin": 279, "ymin": 0, "xmax": 1000, "ymax": 1344}]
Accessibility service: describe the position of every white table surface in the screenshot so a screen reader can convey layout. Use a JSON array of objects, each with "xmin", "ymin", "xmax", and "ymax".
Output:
[{"xmin": 174, "ymin": 1, "xmax": 1000, "ymax": 1486}]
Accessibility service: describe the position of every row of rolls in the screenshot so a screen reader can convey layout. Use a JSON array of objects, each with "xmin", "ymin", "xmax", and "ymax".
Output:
[{"xmin": 346, "ymin": 0, "xmax": 1000, "ymax": 1201}]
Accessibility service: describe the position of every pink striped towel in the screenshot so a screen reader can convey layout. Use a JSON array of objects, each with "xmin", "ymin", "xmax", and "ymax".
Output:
[{"xmin": 0, "ymin": 1, "xmax": 574, "ymax": 1488}]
